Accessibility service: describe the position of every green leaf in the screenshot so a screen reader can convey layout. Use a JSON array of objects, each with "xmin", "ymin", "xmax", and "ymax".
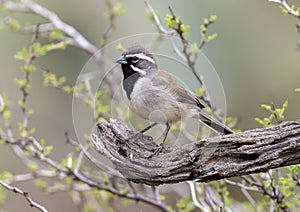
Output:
[
  {"xmin": 176, "ymin": 197, "xmax": 195, "ymax": 212},
  {"xmin": 53, "ymin": 182, "xmax": 65, "ymax": 191},
  {"xmin": 44, "ymin": 145, "xmax": 54, "ymax": 156},
  {"xmin": 283, "ymin": 100, "xmax": 288, "ymax": 109},
  {"xmin": 166, "ymin": 206, "xmax": 174, "ymax": 211},
  {"xmin": 33, "ymin": 42, "xmax": 47, "ymax": 57},
  {"xmin": 207, "ymin": 33, "xmax": 218, "ymax": 41},
  {"xmin": 112, "ymin": 2, "xmax": 125, "ymax": 15},
  {"xmin": 119, "ymin": 187, "xmax": 129, "ymax": 195},
  {"xmin": 180, "ymin": 23, "xmax": 190, "ymax": 34},
  {"xmin": 255, "ymin": 117, "xmax": 264, "ymax": 125},
  {"xmin": 295, "ymin": 88, "xmax": 300, "ymax": 93},
  {"xmin": 210, "ymin": 15, "xmax": 217, "ymax": 22},
  {"xmin": 160, "ymin": 195, "xmax": 166, "ymax": 201},
  {"xmin": 100, "ymin": 38, "xmax": 106, "ymax": 47},
  {"xmin": 261, "ymin": 104, "xmax": 272, "ymax": 112},
  {"xmin": 28, "ymin": 109, "xmax": 34, "ymax": 116},
  {"xmin": 22, "ymin": 64, "xmax": 36, "ymax": 72},
  {"xmin": 14, "ymin": 48, "xmax": 29, "ymax": 61},
  {"xmin": 280, "ymin": 6, "xmax": 289, "ymax": 15},
  {"xmin": 100, "ymin": 172, "xmax": 109, "ymax": 183},
  {"xmin": 20, "ymin": 129, "xmax": 27, "ymax": 137},
  {"xmin": 200, "ymin": 24, "xmax": 206, "ymax": 32},
  {"xmin": 165, "ymin": 14, "xmax": 180, "ymax": 28},
  {"xmin": 29, "ymin": 128, "xmax": 36, "ymax": 136},
  {"xmin": 14, "ymin": 78, "xmax": 27, "ymax": 88},
  {"xmin": 65, "ymin": 176, "xmax": 73, "ymax": 186},
  {"xmin": 28, "ymin": 162, "xmax": 39, "ymax": 172},
  {"xmin": 0, "ymin": 186, "xmax": 7, "ymax": 204},
  {"xmin": 83, "ymin": 204, "xmax": 93, "ymax": 212},
  {"xmin": 49, "ymin": 29, "xmax": 65, "ymax": 40},
  {"xmin": 0, "ymin": 138, "xmax": 5, "ymax": 144},
  {"xmin": 3, "ymin": 110, "xmax": 11, "ymax": 120},
  {"xmin": 40, "ymin": 138, "xmax": 45, "ymax": 148},
  {"xmin": 63, "ymin": 85, "xmax": 73, "ymax": 94},
  {"xmin": 195, "ymin": 86, "xmax": 206, "ymax": 96},
  {"xmin": 203, "ymin": 18, "xmax": 209, "ymax": 25},
  {"xmin": 285, "ymin": 165, "xmax": 298, "ymax": 172},
  {"xmin": 84, "ymin": 99, "xmax": 94, "ymax": 108},
  {"xmin": 190, "ymin": 43, "xmax": 202, "ymax": 54},
  {"xmin": 34, "ymin": 179, "xmax": 48, "ymax": 190},
  {"xmin": 4, "ymin": 17, "xmax": 20, "ymax": 32},
  {"xmin": 58, "ymin": 76, "xmax": 66, "ymax": 84},
  {"xmin": 0, "ymin": 171, "xmax": 13, "ymax": 180},
  {"xmin": 115, "ymin": 43, "xmax": 124, "ymax": 52}
]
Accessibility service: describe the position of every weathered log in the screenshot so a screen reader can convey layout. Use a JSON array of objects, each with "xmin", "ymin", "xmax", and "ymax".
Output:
[{"xmin": 91, "ymin": 119, "xmax": 300, "ymax": 186}]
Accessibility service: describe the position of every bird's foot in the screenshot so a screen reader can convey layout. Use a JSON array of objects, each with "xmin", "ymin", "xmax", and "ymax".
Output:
[{"xmin": 148, "ymin": 143, "xmax": 165, "ymax": 158}]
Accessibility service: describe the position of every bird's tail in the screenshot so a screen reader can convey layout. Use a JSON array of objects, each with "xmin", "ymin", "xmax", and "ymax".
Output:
[{"xmin": 198, "ymin": 110, "xmax": 233, "ymax": 135}]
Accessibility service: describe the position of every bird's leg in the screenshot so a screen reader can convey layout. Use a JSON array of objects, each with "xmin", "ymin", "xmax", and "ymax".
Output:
[
  {"xmin": 140, "ymin": 122, "xmax": 158, "ymax": 133},
  {"xmin": 149, "ymin": 123, "xmax": 171, "ymax": 158},
  {"xmin": 161, "ymin": 123, "xmax": 171, "ymax": 146}
]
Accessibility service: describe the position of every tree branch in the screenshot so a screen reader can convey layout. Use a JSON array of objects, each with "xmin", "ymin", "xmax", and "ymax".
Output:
[
  {"xmin": 1, "ymin": 0, "xmax": 98, "ymax": 55},
  {"xmin": 0, "ymin": 180, "xmax": 48, "ymax": 212},
  {"xmin": 268, "ymin": 0, "xmax": 300, "ymax": 19},
  {"xmin": 92, "ymin": 119, "xmax": 300, "ymax": 186}
]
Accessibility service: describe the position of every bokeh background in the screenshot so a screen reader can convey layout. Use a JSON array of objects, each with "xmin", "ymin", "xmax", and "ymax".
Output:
[{"xmin": 0, "ymin": 0, "xmax": 300, "ymax": 211}]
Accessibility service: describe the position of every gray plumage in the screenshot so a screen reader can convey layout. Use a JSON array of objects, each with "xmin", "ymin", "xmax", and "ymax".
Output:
[{"xmin": 116, "ymin": 44, "xmax": 233, "ymax": 155}]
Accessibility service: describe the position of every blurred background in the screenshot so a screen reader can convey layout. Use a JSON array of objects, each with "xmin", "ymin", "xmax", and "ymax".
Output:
[{"xmin": 0, "ymin": 0, "xmax": 300, "ymax": 211}]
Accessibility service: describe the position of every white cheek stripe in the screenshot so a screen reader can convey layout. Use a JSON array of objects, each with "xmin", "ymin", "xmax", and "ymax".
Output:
[
  {"xmin": 126, "ymin": 53, "xmax": 155, "ymax": 64},
  {"xmin": 130, "ymin": 65, "xmax": 146, "ymax": 75}
]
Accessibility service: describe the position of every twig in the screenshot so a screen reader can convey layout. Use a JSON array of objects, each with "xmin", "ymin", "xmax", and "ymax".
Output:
[
  {"xmin": 144, "ymin": 0, "xmax": 174, "ymax": 35},
  {"xmin": 187, "ymin": 181, "xmax": 209, "ymax": 212},
  {"xmin": 1, "ymin": 0, "xmax": 98, "ymax": 54},
  {"xmin": 224, "ymin": 179, "xmax": 260, "ymax": 193},
  {"xmin": 0, "ymin": 180, "xmax": 48, "ymax": 212},
  {"xmin": 166, "ymin": 5, "xmax": 214, "ymax": 108},
  {"xmin": 144, "ymin": 0, "xmax": 227, "ymax": 124},
  {"xmin": 268, "ymin": 0, "xmax": 300, "ymax": 19},
  {"xmin": 101, "ymin": 0, "xmax": 119, "ymax": 46},
  {"xmin": 0, "ymin": 131, "xmax": 171, "ymax": 211}
]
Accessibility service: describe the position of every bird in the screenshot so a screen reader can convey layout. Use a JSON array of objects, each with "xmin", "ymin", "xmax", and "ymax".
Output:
[{"xmin": 116, "ymin": 44, "xmax": 233, "ymax": 156}]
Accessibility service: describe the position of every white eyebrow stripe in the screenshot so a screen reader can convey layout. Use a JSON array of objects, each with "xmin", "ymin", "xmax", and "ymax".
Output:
[
  {"xmin": 130, "ymin": 65, "xmax": 146, "ymax": 75},
  {"xmin": 126, "ymin": 53, "xmax": 155, "ymax": 64}
]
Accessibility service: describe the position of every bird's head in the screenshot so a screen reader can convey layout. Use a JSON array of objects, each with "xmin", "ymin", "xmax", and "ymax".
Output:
[{"xmin": 116, "ymin": 44, "xmax": 157, "ymax": 77}]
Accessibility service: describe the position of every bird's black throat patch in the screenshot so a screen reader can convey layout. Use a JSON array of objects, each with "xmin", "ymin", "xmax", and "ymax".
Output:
[{"xmin": 121, "ymin": 64, "xmax": 141, "ymax": 100}]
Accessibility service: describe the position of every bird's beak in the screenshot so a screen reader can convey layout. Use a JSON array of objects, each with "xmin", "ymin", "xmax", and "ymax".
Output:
[{"xmin": 115, "ymin": 56, "xmax": 127, "ymax": 64}]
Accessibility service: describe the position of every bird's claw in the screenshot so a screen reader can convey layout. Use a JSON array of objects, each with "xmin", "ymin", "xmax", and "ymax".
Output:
[{"xmin": 148, "ymin": 143, "xmax": 164, "ymax": 158}]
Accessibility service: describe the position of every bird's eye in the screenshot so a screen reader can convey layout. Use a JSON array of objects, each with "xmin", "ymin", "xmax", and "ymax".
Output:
[{"xmin": 132, "ymin": 56, "xmax": 139, "ymax": 63}]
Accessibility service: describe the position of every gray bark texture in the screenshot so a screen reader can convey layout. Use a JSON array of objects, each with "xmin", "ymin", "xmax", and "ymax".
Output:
[{"xmin": 91, "ymin": 119, "xmax": 300, "ymax": 186}]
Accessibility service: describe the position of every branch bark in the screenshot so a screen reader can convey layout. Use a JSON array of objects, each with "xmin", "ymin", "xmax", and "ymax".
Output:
[{"xmin": 91, "ymin": 120, "xmax": 300, "ymax": 186}]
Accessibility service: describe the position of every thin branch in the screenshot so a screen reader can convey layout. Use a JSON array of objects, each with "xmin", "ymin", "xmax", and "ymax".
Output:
[
  {"xmin": 268, "ymin": 0, "xmax": 300, "ymax": 19},
  {"xmin": 166, "ymin": 5, "xmax": 214, "ymax": 109},
  {"xmin": 187, "ymin": 181, "xmax": 209, "ymax": 212},
  {"xmin": 144, "ymin": 0, "xmax": 174, "ymax": 35},
  {"xmin": 70, "ymin": 170, "xmax": 171, "ymax": 212},
  {"xmin": 224, "ymin": 179, "xmax": 260, "ymax": 193},
  {"xmin": 0, "ymin": 133, "xmax": 171, "ymax": 212},
  {"xmin": 0, "ymin": 180, "xmax": 48, "ymax": 212},
  {"xmin": 144, "ymin": 0, "xmax": 227, "ymax": 125},
  {"xmin": 1, "ymin": 0, "xmax": 98, "ymax": 54},
  {"xmin": 1, "ymin": 0, "xmax": 121, "ymax": 96}
]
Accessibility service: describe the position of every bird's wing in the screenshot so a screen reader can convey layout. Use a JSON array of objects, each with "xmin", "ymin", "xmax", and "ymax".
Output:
[{"xmin": 153, "ymin": 70, "xmax": 205, "ymax": 109}]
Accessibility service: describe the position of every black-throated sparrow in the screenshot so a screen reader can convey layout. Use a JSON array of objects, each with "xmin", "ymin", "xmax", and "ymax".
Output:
[{"xmin": 116, "ymin": 44, "xmax": 233, "ymax": 155}]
